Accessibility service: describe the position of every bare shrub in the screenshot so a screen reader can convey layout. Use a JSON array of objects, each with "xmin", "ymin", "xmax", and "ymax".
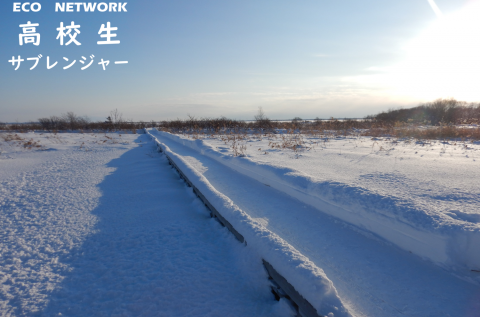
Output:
[{"xmin": 254, "ymin": 107, "xmax": 272, "ymax": 130}]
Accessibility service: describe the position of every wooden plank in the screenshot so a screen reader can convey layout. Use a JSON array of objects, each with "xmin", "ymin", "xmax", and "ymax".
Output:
[
  {"xmin": 163, "ymin": 150, "xmax": 245, "ymax": 244},
  {"xmin": 263, "ymin": 260, "xmax": 323, "ymax": 317}
]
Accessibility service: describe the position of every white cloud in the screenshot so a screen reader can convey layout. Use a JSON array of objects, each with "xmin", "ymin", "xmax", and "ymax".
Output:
[{"xmin": 312, "ymin": 54, "xmax": 330, "ymax": 58}]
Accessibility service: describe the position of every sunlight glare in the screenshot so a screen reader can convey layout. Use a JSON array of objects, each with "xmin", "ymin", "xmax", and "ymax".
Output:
[{"xmin": 389, "ymin": 1, "xmax": 480, "ymax": 101}]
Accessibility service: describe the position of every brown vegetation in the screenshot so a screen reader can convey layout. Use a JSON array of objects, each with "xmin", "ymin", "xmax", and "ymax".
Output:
[
  {"xmin": 369, "ymin": 98, "xmax": 480, "ymax": 125},
  {"xmin": 1, "ymin": 99, "xmax": 479, "ymax": 141},
  {"xmin": 0, "ymin": 133, "xmax": 44, "ymax": 150}
]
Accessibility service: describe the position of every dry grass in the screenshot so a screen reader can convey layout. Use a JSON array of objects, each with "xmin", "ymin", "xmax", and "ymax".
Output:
[
  {"xmin": 362, "ymin": 125, "xmax": 480, "ymax": 141},
  {"xmin": 158, "ymin": 119, "xmax": 479, "ymax": 157},
  {"xmin": 0, "ymin": 133, "xmax": 45, "ymax": 152}
]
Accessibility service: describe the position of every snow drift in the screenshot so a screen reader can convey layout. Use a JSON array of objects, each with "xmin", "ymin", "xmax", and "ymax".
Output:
[
  {"xmin": 147, "ymin": 130, "xmax": 352, "ymax": 317},
  {"xmin": 148, "ymin": 129, "xmax": 480, "ymax": 273}
]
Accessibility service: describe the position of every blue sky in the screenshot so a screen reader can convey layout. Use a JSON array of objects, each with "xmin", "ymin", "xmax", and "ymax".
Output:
[{"xmin": 0, "ymin": 0, "xmax": 474, "ymax": 121}]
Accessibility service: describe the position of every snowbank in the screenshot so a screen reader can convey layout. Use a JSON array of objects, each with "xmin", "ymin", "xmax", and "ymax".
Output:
[
  {"xmin": 147, "ymin": 130, "xmax": 352, "ymax": 317},
  {"xmin": 148, "ymin": 130, "xmax": 480, "ymax": 273}
]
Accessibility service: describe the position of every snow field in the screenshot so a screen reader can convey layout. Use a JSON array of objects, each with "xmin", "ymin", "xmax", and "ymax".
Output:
[
  {"xmin": 150, "ymin": 130, "xmax": 480, "ymax": 275},
  {"xmin": 0, "ymin": 132, "xmax": 292, "ymax": 317},
  {"xmin": 147, "ymin": 128, "xmax": 480, "ymax": 317},
  {"xmin": 0, "ymin": 133, "xmax": 125, "ymax": 316}
]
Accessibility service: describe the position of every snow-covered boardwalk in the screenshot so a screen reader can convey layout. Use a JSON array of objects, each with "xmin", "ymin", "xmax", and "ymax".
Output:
[
  {"xmin": 148, "ymin": 129, "xmax": 480, "ymax": 317},
  {"xmin": 0, "ymin": 133, "xmax": 289, "ymax": 316}
]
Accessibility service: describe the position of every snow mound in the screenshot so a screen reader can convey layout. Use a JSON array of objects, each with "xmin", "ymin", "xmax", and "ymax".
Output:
[
  {"xmin": 148, "ymin": 130, "xmax": 352, "ymax": 317},
  {"xmin": 150, "ymin": 130, "xmax": 480, "ymax": 273}
]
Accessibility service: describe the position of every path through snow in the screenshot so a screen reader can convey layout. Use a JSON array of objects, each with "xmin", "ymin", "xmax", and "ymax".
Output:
[{"xmin": 0, "ymin": 133, "xmax": 290, "ymax": 316}]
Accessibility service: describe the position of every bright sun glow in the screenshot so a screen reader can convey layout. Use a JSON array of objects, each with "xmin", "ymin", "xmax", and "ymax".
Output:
[{"xmin": 383, "ymin": 1, "xmax": 480, "ymax": 102}]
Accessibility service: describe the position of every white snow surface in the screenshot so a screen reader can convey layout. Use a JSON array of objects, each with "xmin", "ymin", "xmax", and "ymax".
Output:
[
  {"xmin": 147, "ymin": 129, "xmax": 480, "ymax": 317},
  {"xmin": 151, "ymin": 130, "xmax": 480, "ymax": 273},
  {"xmin": 0, "ymin": 132, "xmax": 293, "ymax": 317}
]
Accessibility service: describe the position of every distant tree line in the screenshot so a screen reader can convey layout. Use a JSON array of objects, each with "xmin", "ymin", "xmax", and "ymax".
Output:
[
  {"xmin": 158, "ymin": 108, "xmax": 373, "ymax": 133},
  {"xmin": 36, "ymin": 109, "xmax": 153, "ymax": 131},
  {"xmin": 1, "ymin": 107, "xmax": 374, "ymax": 133},
  {"xmin": 369, "ymin": 98, "xmax": 480, "ymax": 125},
  {"xmin": 2, "ymin": 100, "xmax": 480, "ymax": 134}
]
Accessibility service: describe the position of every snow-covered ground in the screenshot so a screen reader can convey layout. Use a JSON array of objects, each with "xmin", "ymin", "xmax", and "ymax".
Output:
[
  {"xmin": 158, "ymin": 131, "xmax": 480, "ymax": 273},
  {"xmin": 148, "ymin": 129, "xmax": 480, "ymax": 317},
  {"xmin": 0, "ymin": 132, "xmax": 292, "ymax": 316}
]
